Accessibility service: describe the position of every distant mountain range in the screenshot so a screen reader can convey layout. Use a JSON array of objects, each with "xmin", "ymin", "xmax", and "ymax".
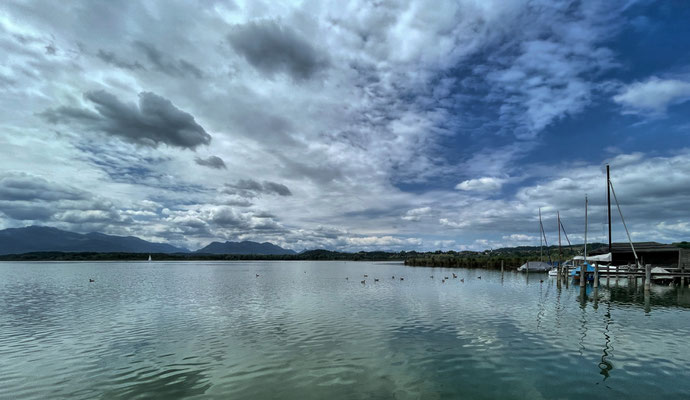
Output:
[
  {"xmin": 0, "ymin": 226, "xmax": 188, "ymax": 255},
  {"xmin": 0, "ymin": 226, "xmax": 295, "ymax": 256},
  {"xmin": 196, "ymin": 241, "xmax": 296, "ymax": 255}
]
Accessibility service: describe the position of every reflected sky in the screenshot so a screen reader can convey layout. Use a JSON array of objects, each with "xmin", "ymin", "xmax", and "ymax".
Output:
[{"xmin": 0, "ymin": 261, "xmax": 688, "ymax": 399}]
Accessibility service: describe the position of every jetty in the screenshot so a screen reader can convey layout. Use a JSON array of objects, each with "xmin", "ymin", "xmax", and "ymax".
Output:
[
  {"xmin": 589, "ymin": 242, "xmax": 690, "ymax": 284},
  {"xmin": 555, "ymin": 164, "xmax": 690, "ymax": 288}
]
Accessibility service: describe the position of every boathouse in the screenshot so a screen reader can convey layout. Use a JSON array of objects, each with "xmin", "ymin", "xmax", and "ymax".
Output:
[{"xmin": 590, "ymin": 242, "xmax": 690, "ymax": 270}]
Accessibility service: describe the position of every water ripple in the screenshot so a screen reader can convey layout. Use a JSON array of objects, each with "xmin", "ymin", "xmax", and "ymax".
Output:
[{"xmin": 0, "ymin": 262, "xmax": 689, "ymax": 399}]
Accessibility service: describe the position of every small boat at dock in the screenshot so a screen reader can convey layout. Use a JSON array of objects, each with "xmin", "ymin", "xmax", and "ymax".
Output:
[
  {"xmin": 518, "ymin": 261, "xmax": 552, "ymax": 272},
  {"xmin": 571, "ymin": 263, "xmax": 595, "ymax": 282}
]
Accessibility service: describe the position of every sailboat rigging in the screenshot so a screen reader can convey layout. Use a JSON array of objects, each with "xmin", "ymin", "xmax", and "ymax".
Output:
[{"xmin": 518, "ymin": 208, "xmax": 553, "ymax": 272}]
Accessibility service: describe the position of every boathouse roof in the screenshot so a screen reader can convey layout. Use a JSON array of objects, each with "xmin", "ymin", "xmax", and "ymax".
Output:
[{"xmin": 590, "ymin": 242, "xmax": 679, "ymax": 254}]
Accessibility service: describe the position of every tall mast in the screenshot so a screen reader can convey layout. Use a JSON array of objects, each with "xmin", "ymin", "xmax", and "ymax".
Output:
[
  {"xmin": 607, "ymin": 164, "xmax": 612, "ymax": 252},
  {"xmin": 582, "ymin": 195, "xmax": 588, "ymax": 288},
  {"xmin": 539, "ymin": 208, "xmax": 543, "ymax": 262},
  {"xmin": 558, "ymin": 211, "xmax": 562, "ymax": 264},
  {"xmin": 584, "ymin": 195, "xmax": 588, "ymax": 265}
]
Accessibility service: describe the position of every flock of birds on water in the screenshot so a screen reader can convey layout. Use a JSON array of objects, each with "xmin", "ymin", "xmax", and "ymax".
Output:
[
  {"xmin": 337, "ymin": 272, "xmax": 510, "ymax": 285},
  {"xmin": 89, "ymin": 271, "xmax": 543, "ymax": 284}
]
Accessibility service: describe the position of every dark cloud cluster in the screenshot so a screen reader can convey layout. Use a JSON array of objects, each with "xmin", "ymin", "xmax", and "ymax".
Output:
[
  {"xmin": 0, "ymin": 173, "xmax": 130, "ymax": 228},
  {"xmin": 195, "ymin": 156, "xmax": 227, "ymax": 169},
  {"xmin": 96, "ymin": 49, "xmax": 145, "ymax": 70},
  {"xmin": 224, "ymin": 179, "xmax": 292, "ymax": 198},
  {"xmin": 0, "ymin": 173, "xmax": 88, "ymax": 202},
  {"xmin": 227, "ymin": 20, "xmax": 329, "ymax": 80},
  {"xmin": 42, "ymin": 90, "xmax": 211, "ymax": 149}
]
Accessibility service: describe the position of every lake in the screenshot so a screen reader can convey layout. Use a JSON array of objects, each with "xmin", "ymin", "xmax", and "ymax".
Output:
[{"xmin": 1, "ymin": 261, "xmax": 688, "ymax": 399}]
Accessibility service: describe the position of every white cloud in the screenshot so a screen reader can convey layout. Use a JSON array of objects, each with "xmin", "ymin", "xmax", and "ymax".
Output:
[
  {"xmin": 438, "ymin": 150, "xmax": 690, "ymax": 247},
  {"xmin": 345, "ymin": 236, "xmax": 422, "ymax": 248},
  {"xmin": 2, "ymin": 0, "xmax": 686, "ymax": 252},
  {"xmin": 502, "ymin": 234, "xmax": 538, "ymax": 243},
  {"xmin": 401, "ymin": 206, "xmax": 432, "ymax": 221},
  {"xmin": 439, "ymin": 218, "xmax": 469, "ymax": 229},
  {"xmin": 455, "ymin": 177, "xmax": 505, "ymax": 192},
  {"xmin": 613, "ymin": 76, "xmax": 690, "ymax": 114}
]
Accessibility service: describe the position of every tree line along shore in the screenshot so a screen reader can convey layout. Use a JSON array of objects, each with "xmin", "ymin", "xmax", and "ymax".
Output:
[
  {"xmin": 3, "ymin": 242, "xmax": 689, "ymax": 266},
  {"xmin": 0, "ymin": 244, "xmax": 603, "ymax": 265}
]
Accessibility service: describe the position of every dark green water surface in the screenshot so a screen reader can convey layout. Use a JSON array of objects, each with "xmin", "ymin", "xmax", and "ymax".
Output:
[{"xmin": 1, "ymin": 261, "xmax": 688, "ymax": 399}]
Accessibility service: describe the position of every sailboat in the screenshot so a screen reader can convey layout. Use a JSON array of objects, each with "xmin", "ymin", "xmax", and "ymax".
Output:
[
  {"xmin": 148, "ymin": 254, "xmax": 152, "ymax": 262},
  {"xmin": 517, "ymin": 208, "xmax": 553, "ymax": 272},
  {"xmin": 571, "ymin": 165, "xmax": 639, "ymax": 282},
  {"xmin": 571, "ymin": 195, "xmax": 592, "ymax": 282},
  {"xmin": 548, "ymin": 212, "xmax": 581, "ymax": 276}
]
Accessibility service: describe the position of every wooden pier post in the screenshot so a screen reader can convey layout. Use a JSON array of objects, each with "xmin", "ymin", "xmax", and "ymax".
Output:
[
  {"xmin": 593, "ymin": 262, "xmax": 599, "ymax": 288},
  {"xmin": 679, "ymin": 250, "xmax": 685, "ymax": 287},
  {"xmin": 635, "ymin": 266, "xmax": 647, "ymax": 287},
  {"xmin": 562, "ymin": 264, "xmax": 568, "ymax": 287},
  {"xmin": 644, "ymin": 263, "xmax": 651, "ymax": 291},
  {"xmin": 579, "ymin": 262, "xmax": 586, "ymax": 288},
  {"xmin": 606, "ymin": 264, "xmax": 610, "ymax": 287}
]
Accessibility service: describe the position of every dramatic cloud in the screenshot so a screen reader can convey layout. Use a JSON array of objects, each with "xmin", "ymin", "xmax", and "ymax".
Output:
[
  {"xmin": 0, "ymin": 0, "xmax": 688, "ymax": 251},
  {"xmin": 195, "ymin": 156, "xmax": 227, "ymax": 169},
  {"xmin": 0, "ymin": 173, "xmax": 132, "ymax": 227},
  {"xmin": 42, "ymin": 90, "xmax": 211, "ymax": 149},
  {"xmin": 223, "ymin": 179, "xmax": 292, "ymax": 198},
  {"xmin": 227, "ymin": 20, "xmax": 328, "ymax": 80},
  {"xmin": 613, "ymin": 76, "xmax": 690, "ymax": 115},
  {"xmin": 0, "ymin": 173, "xmax": 88, "ymax": 202}
]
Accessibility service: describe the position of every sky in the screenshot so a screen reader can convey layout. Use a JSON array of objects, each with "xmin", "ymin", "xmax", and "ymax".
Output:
[{"xmin": 1, "ymin": 0, "xmax": 689, "ymax": 252}]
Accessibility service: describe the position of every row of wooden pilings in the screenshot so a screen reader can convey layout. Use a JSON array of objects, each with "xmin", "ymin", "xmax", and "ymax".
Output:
[{"xmin": 554, "ymin": 261, "xmax": 689, "ymax": 289}]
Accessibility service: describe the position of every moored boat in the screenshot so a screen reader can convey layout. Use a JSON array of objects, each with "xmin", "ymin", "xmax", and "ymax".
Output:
[
  {"xmin": 518, "ymin": 261, "xmax": 552, "ymax": 272},
  {"xmin": 571, "ymin": 263, "xmax": 595, "ymax": 282}
]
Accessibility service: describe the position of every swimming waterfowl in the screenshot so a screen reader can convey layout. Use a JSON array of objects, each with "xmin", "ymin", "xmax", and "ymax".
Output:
[
  {"xmin": 392, "ymin": 276, "xmax": 395, "ymax": 279},
  {"xmin": 400, "ymin": 277, "xmax": 404, "ymax": 281},
  {"xmin": 89, "ymin": 279, "xmax": 95, "ymax": 283},
  {"xmin": 361, "ymin": 280, "xmax": 366, "ymax": 284},
  {"xmin": 364, "ymin": 274, "xmax": 368, "ymax": 278},
  {"xmin": 430, "ymin": 275, "xmax": 434, "ymax": 278},
  {"xmin": 374, "ymin": 278, "xmax": 379, "ymax": 282},
  {"xmin": 460, "ymin": 278, "xmax": 464, "ymax": 282},
  {"xmin": 442, "ymin": 279, "xmax": 445, "ymax": 283},
  {"xmin": 452, "ymin": 273, "xmax": 457, "ymax": 278},
  {"xmin": 444, "ymin": 276, "xmax": 449, "ymax": 280},
  {"xmin": 477, "ymin": 276, "xmax": 481, "ymax": 279},
  {"xmin": 256, "ymin": 274, "xmax": 260, "ymax": 277}
]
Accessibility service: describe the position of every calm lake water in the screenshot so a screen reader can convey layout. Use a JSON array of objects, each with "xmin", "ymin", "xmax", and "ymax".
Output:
[{"xmin": 1, "ymin": 261, "xmax": 689, "ymax": 399}]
